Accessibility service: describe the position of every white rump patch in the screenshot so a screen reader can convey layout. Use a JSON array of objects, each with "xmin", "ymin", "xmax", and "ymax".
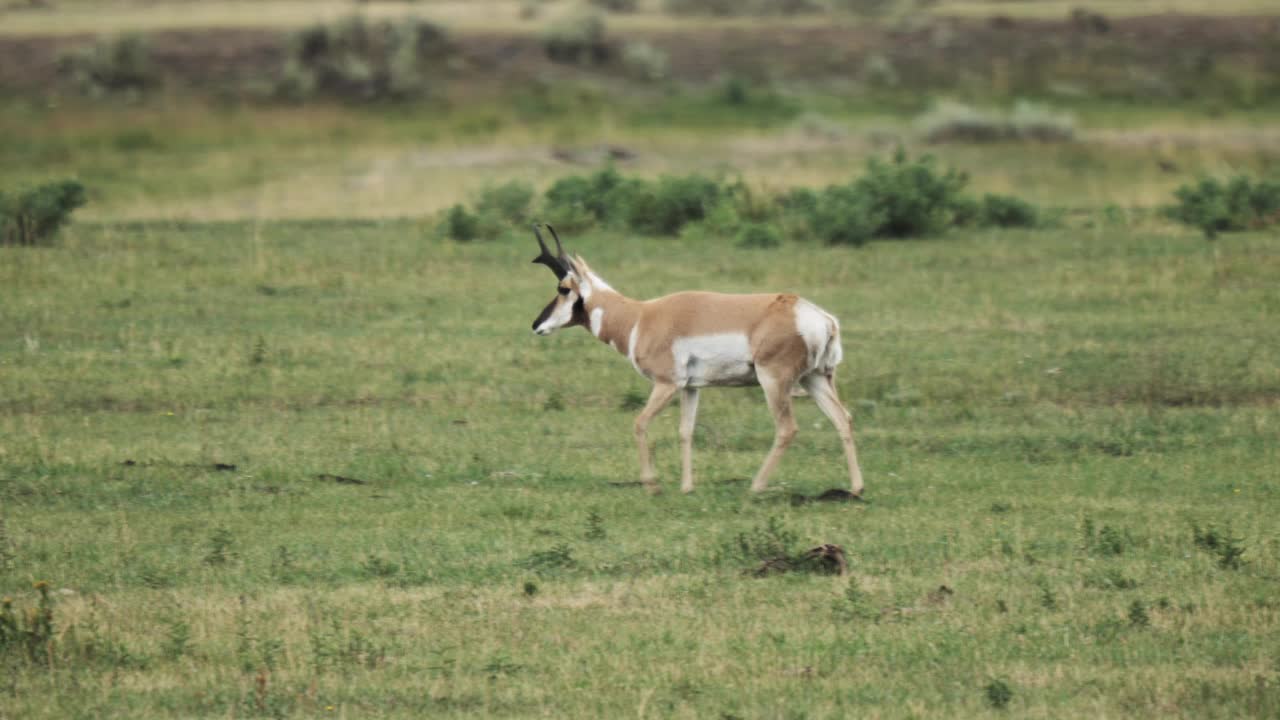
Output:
[
  {"xmin": 794, "ymin": 300, "xmax": 841, "ymax": 373},
  {"xmin": 672, "ymin": 333, "xmax": 756, "ymax": 388},
  {"xmin": 590, "ymin": 307, "xmax": 605, "ymax": 337}
]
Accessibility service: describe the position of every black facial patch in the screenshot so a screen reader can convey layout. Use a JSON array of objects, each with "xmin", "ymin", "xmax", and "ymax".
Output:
[{"xmin": 570, "ymin": 297, "xmax": 588, "ymax": 327}]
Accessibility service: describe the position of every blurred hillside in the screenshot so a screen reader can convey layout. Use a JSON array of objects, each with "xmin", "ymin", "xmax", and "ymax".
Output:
[{"xmin": 2, "ymin": 0, "xmax": 1279, "ymax": 106}]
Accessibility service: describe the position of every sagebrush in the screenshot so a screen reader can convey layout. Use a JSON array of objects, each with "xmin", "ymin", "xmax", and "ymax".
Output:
[{"xmin": 276, "ymin": 15, "xmax": 449, "ymax": 101}]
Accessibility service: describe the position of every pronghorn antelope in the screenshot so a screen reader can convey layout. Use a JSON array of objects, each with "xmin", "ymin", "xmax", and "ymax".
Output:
[{"xmin": 529, "ymin": 225, "xmax": 865, "ymax": 497}]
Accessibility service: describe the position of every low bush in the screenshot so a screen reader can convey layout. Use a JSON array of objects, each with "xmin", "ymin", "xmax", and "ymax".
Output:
[
  {"xmin": 622, "ymin": 174, "xmax": 722, "ymax": 235},
  {"xmin": 1164, "ymin": 174, "xmax": 1280, "ymax": 238},
  {"xmin": 276, "ymin": 15, "xmax": 449, "ymax": 102},
  {"xmin": 543, "ymin": 10, "xmax": 610, "ymax": 65},
  {"xmin": 736, "ymin": 222, "xmax": 782, "ymax": 248},
  {"xmin": 856, "ymin": 150, "xmax": 970, "ymax": 238},
  {"xmin": 541, "ymin": 167, "xmax": 719, "ymax": 236},
  {"xmin": 542, "ymin": 165, "xmax": 632, "ymax": 228},
  {"xmin": 809, "ymin": 184, "xmax": 884, "ymax": 246},
  {"xmin": 474, "ymin": 180, "xmax": 535, "ymax": 225},
  {"xmin": 621, "ymin": 41, "xmax": 670, "ymax": 82},
  {"xmin": 60, "ymin": 34, "xmax": 157, "ymax": 99},
  {"xmin": 978, "ymin": 193, "xmax": 1040, "ymax": 228},
  {"xmin": 918, "ymin": 100, "xmax": 1075, "ymax": 144},
  {"xmin": 1010, "ymin": 101, "xmax": 1077, "ymax": 142},
  {"xmin": 447, "ymin": 153, "xmax": 1042, "ymax": 244},
  {"xmin": 443, "ymin": 204, "xmax": 480, "ymax": 242},
  {"xmin": 1, "ymin": 180, "xmax": 88, "ymax": 246}
]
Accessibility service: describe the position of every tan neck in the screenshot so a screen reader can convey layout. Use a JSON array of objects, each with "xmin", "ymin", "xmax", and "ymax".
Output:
[{"xmin": 584, "ymin": 288, "xmax": 641, "ymax": 358}]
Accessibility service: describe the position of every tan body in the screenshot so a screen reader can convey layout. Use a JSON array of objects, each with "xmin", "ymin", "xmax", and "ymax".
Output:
[{"xmin": 530, "ymin": 238, "xmax": 864, "ymax": 495}]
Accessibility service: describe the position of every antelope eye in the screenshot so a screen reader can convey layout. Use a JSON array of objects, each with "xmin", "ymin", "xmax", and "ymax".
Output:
[{"xmin": 557, "ymin": 286, "xmax": 570, "ymax": 296}]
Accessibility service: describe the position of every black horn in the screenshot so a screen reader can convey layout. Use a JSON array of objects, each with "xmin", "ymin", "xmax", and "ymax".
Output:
[
  {"xmin": 531, "ymin": 223, "xmax": 569, "ymax": 279},
  {"xmin": 546, "ymin": 224, "xmax": 571, "ymax": 267}
]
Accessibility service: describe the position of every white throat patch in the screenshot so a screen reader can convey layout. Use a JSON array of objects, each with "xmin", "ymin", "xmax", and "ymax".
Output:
[
  {"xmin": 590, "ymin": 307, "xmax": 605, "ymax": 337},
  {"xmin": 534, "ymin": 294, "xmax": 577, "ymax": 335}
]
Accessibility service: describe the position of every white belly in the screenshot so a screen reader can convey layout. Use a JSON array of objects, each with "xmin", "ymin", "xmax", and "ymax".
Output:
[{"xmin": 672, "ymin": 333, "xmax": 757, "ymax": 388}]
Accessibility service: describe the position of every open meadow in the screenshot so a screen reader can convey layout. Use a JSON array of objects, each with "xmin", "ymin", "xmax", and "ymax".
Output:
[{"xmin": 2, "ymin": 0, "xmax": 1280, "ymax": 717}]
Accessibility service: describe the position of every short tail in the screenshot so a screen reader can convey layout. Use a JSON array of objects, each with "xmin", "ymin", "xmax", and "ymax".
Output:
[{"xmin": 818, "ymin": 314, "xmax": 843, "ymax": 376}]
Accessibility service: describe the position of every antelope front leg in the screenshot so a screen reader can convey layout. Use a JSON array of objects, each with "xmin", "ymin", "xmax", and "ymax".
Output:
[
  {"xmin": 678, "ymin": 387, "xmax": 700, "ymax": 493},
  {"xmin": 633, "ymin": 383, "xmax": 677, "ymax": 492}
]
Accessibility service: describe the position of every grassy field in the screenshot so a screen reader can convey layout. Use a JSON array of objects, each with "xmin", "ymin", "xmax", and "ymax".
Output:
[
  {"xmin": 2, "ymin": 216, "xmax": 1279, "ymax": 717},
  {"xmin": 2, "ymin": 1, "xmax": 1279, "ymax": 716}
]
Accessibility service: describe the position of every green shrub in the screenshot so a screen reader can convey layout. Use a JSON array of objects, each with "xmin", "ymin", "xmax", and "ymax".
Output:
[
  {"xmin": 276, "ymin": 15, "xmax": 448, "ymax": 101},
  {"xmin": 528, "ymin": 156, "xmax": 1041, "ymax": 245},
  {"xmin": 0, "ymin": 180, "xmax": 88, "ymax": 246},
  {"xmin": 543, "ymin": 10, "xmax": 610, "ymax": 65},
  {"xmin": 856, "ymin": 150, "xmax": 969, "ymax": 238},
  {"xmin": 809, "ymin": 184, "xmax": 884, "ymax": 246},
  {"xmin": 443, "ymin": 204, "xmax": 480, "ymax": 242},
  {"xmin": 717, "ymin": 179, "xmax": 773, "ymax": 224},
  {"xmin": 777, "ymin": 187, "xmax": 820, "ymax": 215},
  {"xmin": 543, "ymin": 167, "xmax": 717, "ymax": 235},
  {"xmin": 474, "ymin": 180, "xmax": 535, "ymax": 224},
  {"xmin": 1165, "ymin": 175, "xmax": 1280, "ymax": 239},
  {"xmin": 542, "ymin": 165, "xmax": 633, "ymax": 228},
  {"xmin": 720, "ymin": 76, "xmax": 751, "ymax": 106},
  {"xmin": 736, "ymin": 222, "xmax": 782, "ymax": 249},
  {"xmin": 60, "ymin": 34, "xmax": 157, "ymax": 98},
  {"xmin": 984, "ymin": 678, "xmax": 1014, "ymax": 709},
  {"xmin": 622, "ymin": 174, "xmax": 723, "ymax": 235},
  {"xmin": 978, "ymin": 193, "xmax": 1040, "ymax": 228}
]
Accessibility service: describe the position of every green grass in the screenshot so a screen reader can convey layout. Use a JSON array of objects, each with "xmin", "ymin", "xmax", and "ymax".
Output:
[{"xmin": 2, "ymin": 219, "xmax": 1278, "ymax": 717}]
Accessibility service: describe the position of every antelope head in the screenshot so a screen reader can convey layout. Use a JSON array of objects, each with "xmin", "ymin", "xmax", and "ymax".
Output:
[{"xmin": 530, "ymin": 224, "xmax": 587, "ymax": 335}]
